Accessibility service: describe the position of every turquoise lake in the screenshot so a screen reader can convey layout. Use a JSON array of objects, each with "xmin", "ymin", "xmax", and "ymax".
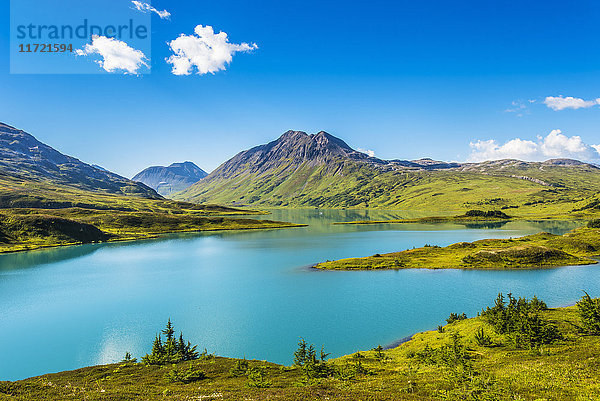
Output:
[{"xmin": 1, "ymin": 209, "xmax": 598, "ymax": 381}]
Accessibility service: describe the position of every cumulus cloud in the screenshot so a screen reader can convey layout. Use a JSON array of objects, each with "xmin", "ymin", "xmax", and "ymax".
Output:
[
  {"xmin": 166, "ymin": 25, "xmax": 257, "ymax": 75},
  {"xmin": 75, "ymin": 35, "xmax": 148, "ymax": 74},
  {"xmin": 544, "ymin": 96, "xmax": 600, "ymax": 111},
  {"xmin": 469, "ymin": 130, "xmax": 600, "ymax": 162},
  {"xmin": 357, "ymin": 148, "xmax": 376, "ymax": 157},
  {"xmin": 131, "ymin": 1, "xmax": 171, "ymax": 19}
]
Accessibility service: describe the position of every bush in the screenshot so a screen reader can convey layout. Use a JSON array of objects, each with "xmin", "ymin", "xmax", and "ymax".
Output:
[
  {"xmin": 333, "ymin": 360, "xmax": 369, "ymax": 381},
  {"xmin": 473, "ymin": 327, "xmax": 492, "ymax": 347},
  {"xmin": 121, "ymin": 352, "xmax": 137, "ymax": 363},
  {"xmin": 588, "ymin": 219, "xmax": 600, "ymax": 229},
  {"xmin": 166, "ymin": 364, "xmax": 206, "ymax": 383},
  {"xmin": 481, "ymin": 293, "xmax": 561, "ymax": 349},
  {"xmin": 464, "ymin": 210, "xmax": 510, "ymax": 219},
  {"xmin": 446, "ymin": 312, "xmax": 467, "ymax": 324},
  {"xmin": 246, "ymin": 367, "xmax": 272, "ymax": 388},
  {"xmin": 229, "ymin": 358, "xmax": 249, "ymax": 377},
  {"xmin": 577, "ymin": 292, "xmax": 600, "ymax": 334},
  {"xmin": 414, "ymin": 332, "xmax": 471, "ymax": 370},
  {"xmin": 372, "ymin": 345, "xmax": 386, "ymax": 361}
]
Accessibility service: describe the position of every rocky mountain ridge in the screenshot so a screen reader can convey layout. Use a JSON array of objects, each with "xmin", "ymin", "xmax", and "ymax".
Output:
[{"xmin": 132, "ymin": 161, "xmax": 207, "ymax": 196}]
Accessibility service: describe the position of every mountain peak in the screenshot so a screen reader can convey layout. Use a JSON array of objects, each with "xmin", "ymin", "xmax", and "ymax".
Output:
[
  {"xmin": 0, "ymin": 122, "xmax": 160, "ymax": 199},
  {"xmin": 199, "ymin": 130, "xmax": 382, "ymax": 181},
  {"xmin": 279, "ymin": 130, "xmax": 308, "ymax": 140},
  {"xmin": 132, "ymin": 161, "xmax": 207, "ymax": 197}
]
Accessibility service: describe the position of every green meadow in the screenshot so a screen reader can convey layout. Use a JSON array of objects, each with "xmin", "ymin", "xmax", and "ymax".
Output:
[{"xmin": 3, "ymin": 293, "xmax": 600, "ymax": 400}]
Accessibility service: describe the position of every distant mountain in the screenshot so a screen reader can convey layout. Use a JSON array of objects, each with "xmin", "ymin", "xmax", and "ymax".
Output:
[
  {"xmin": 132, "ymin": 162, "xmax": 207, "ymax": 196},
  {"xmin": 0, "ymin": 122, "xmax": 160, "ymax": 199},
  {"xmin": 175, "ymin": 130, "xmax": 600, "ymax": 212}
]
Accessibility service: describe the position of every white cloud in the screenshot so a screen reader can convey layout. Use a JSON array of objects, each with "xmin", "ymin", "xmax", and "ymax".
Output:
[
  {"xmin": 469, "ymin": 130, "xmax": 600, "ymax": 162},
  {"xmin": 357, "ymin": 148, "xmax": 375, "ymax": 157},
  {"xmin": 544, "ymin": 96, "xmax": 600, "ymax": 111},
  {"xmin": 166, "ymin": 25, "xmax": 257, "ymax": 75},
  {"xmin": 131, "ymin": 1, "xmax": 171, "ymax": 19},
  {"xmin": 75, "ymin": 35, "xmax": 148, "ymax": 74}
]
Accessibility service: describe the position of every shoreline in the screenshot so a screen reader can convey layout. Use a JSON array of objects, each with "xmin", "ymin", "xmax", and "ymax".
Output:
[{"xmin": 0, "ymin": 223, "xmax": 307, "ymax": 255}]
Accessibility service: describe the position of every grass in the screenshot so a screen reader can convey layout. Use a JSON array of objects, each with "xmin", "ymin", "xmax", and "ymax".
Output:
[
  {"xmin": 0, "ymin": 174, "xmax": 306, "ymax": 253},
  {"xmin": 2, "ymin": 302, "xmax": 600, "ymax": 400},
  {"xmin": 0, "ymin": 208, "xmax": 304, "ymax": 253},
  {"xmin": 176, "ymin": 157, "xmax": 600, "ymax": 218},
  {"xmin": 315, "ymin": 227, "xmax": 600, "ymax": 270}
]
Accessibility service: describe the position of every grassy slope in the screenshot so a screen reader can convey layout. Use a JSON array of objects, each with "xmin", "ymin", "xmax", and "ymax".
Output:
[
  {"xmin": 316, "ymin": 227, "xmax": 600, "ymax": 270},
  {"xmin": 176, "ymin": 159, "xmax": 600, "ymax": 216},
  {"xmin": 0, "ymin": 175, "xmax": 304, "ymax": 253},
  {"xmin": 2, "ymin": 306, "xmax": 598, "ymax": 400}
]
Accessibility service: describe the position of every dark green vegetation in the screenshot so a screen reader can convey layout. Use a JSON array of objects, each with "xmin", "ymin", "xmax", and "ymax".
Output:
[
  {"xmin": 334, "ymin": 209, "xmax": 513, "ymax": 225},
  {"xmin": 3, "ymin": 293, "xmax": 600, "ymax": 400},
  {"xmin": 175, "ymin": 131, "xmax": 600, "ymax": 217},
  {"xmin": 480, "ymin": 293, "xmax": 560, "ymax": 349},
  {"xmin": 132, "ymin": 161, "xmax": 208, "ymax": 197},
  {"xmin": 577, "ymin": 292, "xmax": 600, "ymax": 335},
  {"xmin": 316, "ymin": 226, "xmax": 600, "ymax": 270},
  {"xmin": 141, "ymin": 320, "xmax": 199, "ymax": 366},
  {"xmin": 0, "ymin": 123, "xmax": 303, "ymax": 253}
]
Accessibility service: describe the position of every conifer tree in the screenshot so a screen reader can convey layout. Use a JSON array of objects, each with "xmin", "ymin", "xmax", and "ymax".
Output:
[
  {"xmin": 577, "ymin": 292, "xmax": 600, "ymax": 334},
  {"xmin": 293, "ymin": 338, "xmax": 308, "ymax": 366},
  {"xmin": 142, "ymin": 320, "xmax": 200, "ymax": 365}
]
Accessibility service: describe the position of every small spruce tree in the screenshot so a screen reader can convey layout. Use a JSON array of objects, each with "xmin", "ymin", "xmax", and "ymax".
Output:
[
  {"xmin": 577, "ymin": 292, "xmax": 600, "ymax": 334},
  {"xmin": 142, "ymin": 320, "xmax": 200, "ymax": 365}
]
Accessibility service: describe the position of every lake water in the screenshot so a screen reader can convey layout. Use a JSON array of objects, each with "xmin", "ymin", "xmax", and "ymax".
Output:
[{"xmin": 0, "ymin": 209, "xmax": 598, "ymax": 381}]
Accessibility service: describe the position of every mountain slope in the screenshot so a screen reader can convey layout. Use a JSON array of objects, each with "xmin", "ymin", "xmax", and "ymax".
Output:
[
  {"xmin": 133, "ymin": 161, "xmax": 207, "ymax": 196},
  {"xmin": 175, "ymin": 130, "xmax": 600, "ymax": 213},
  {"xmin": 0, "ymin": 122, "xmax": 159, "ymax": 199}
]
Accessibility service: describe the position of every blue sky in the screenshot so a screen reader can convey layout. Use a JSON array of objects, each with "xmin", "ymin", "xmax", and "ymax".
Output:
[{"xmin": 1, "ymin": 0, "xmax": 600, "ymax": 177}]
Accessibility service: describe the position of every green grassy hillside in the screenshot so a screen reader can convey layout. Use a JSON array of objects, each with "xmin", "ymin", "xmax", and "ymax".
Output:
[
  {"xmin": 316, "ymin": 226, "xmax": 600, "ymax": 270},
  {"xmin": 3, "ymin": 294, "xmax": 600, "ymax": 400},
  {"xmin": 0, "ymin": 171, "xmax": 308, "ymax": 253},
  {"xmin": 0, "ymin": 207, "xmax": 303, "ymax": 253},
  {"xmin": 176, "ymin": 155, "xmax": 600, "ymax": 216},
  {"xmin": 0, "ymin": 160, "xmax": 305, "ymax": 253}
]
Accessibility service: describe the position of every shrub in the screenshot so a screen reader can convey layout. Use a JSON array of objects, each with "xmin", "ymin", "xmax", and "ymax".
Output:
[
  {"xmin": 246, "ymin": 367, "xmax": 272, "ymax": 388},
  {"xmin": 588, "ymin": 219, "xmax": 600, "ymax": 229},
  {"xmin": 121, "ymin": 352, "xmax": 137, "ymax": 363},
  {"xmin": 577, "ymin": 292, "xmax": 600, "ymax": 334},
  {"xmin": 464, "ymin": 210, "xmax": 510, "ymax": 219},
  {"xmin": 372, "ymin": 345, "xmax": 386, "ymax": 361},
  {"xmin": 446, "ymin": 313, "xmax": 467, "ymax": 324},
  {"xmin": 481, "ymin": 293, "xmax": 561, "ymax": 349},
  {"xmin": 473, "ymin": 327, "xmax": 492, "ymax": 347},
  {"xmin": 334, "ymin": 360, "xmax": 369, "ymax": 381},
  {"xmin": 166, "ymin": 364, "xmax": 206, "ymax": 384},
  {"xmin": 414, "ymin": 332, "xmax": 471, "ymax": 370},
  {"xmin": 229, "ymin": 358, "xmax": 249, "ymax": 377}
]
